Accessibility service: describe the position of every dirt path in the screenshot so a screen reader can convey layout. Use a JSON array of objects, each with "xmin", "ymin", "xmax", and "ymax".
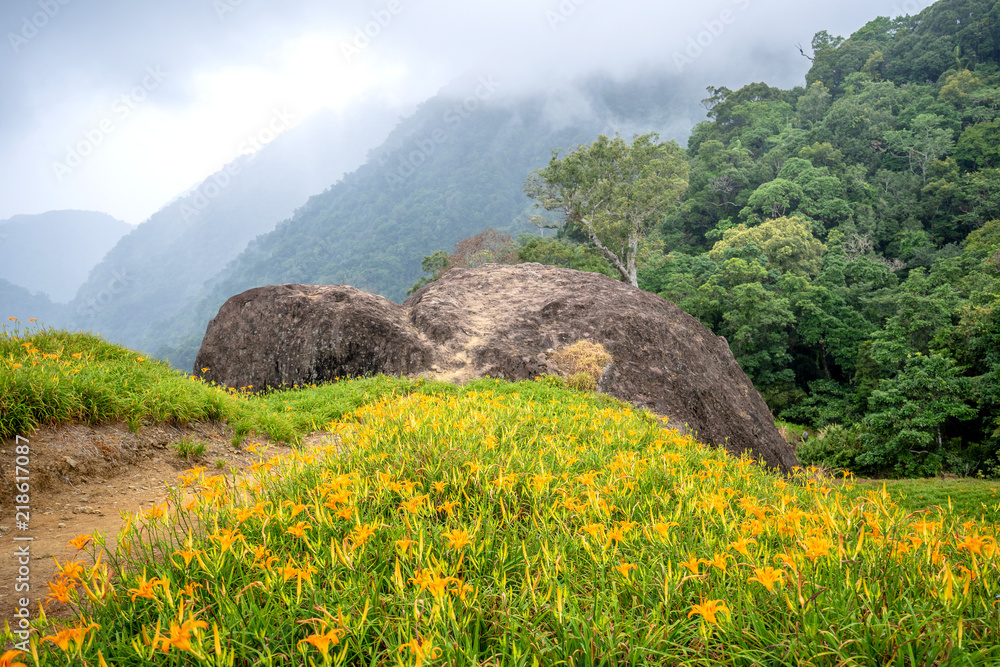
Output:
[{"xmin": 0, "ymin": 421, "xmax": 302, "ymax": 637}]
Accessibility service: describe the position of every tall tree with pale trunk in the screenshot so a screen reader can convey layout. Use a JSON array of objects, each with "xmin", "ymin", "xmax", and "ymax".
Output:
[{"xmin": 524, "ymin": 133, "xmax": 688, "ymax": 287}]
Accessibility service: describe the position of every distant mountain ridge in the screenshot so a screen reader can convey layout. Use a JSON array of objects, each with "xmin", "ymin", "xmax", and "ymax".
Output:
[{"xmin": 0, "ymin": 210, "xmax": 131, "ymax": 304}]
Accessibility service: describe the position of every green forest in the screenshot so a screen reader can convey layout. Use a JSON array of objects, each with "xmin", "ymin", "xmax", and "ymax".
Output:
[{"xmin": 426, "ymin": 0, "xmax": 1000, "ymax": 478}]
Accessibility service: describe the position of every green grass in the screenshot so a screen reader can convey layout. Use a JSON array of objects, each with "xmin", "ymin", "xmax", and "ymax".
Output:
[
  {"xmin": 5, "ymin": 326, "xmax": 1000, "ymax": 665},
  {"xmin": 0, "ymin": 323, "xmax": 445, "ymax": 444},
  {"xmin": 169, "ymin": 438, "xmax": 207, "ymax": 461},
  {"xmin": 856, "ymin": 476, "xmax": 1000, "ymax": 520},
  {"xmin": 20, "ymin": 383, "xmax": 1000, "ymax": 665}
]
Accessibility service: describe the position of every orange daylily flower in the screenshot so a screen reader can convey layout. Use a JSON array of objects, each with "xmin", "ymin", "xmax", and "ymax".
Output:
[
  {"xmin": 128, "ymin": 573, "xmax": 168, "ymax": 601},
  {"xmin": 160, "ymin": 616, "xmax": 208, "ymax": 653},
  {"xmin": 45, "ymin": 577, "xmax": 76, "ymax": 605},
  {"xmin": 688, "ymin": 599, "xmax": 730, "ymax": 626},
  {"xmin": 67, "ymin": 534, "xmax": 92, "ymax": 551},
  {"xmin": 650, "ymin": 521, "xmax": 679, "ymax": 540},
  {"xmin": 399, "ymin": 636, "xmax": 442, "ymax": 667},
  {"xmin": 173, "ymin": 548, "xmax": 203, "ymax": 567},
  {"xmin": 679, "ymin": 553, "xmax": 704, "ymax": 575},
  {"xmin": 614, "ymin": 561, "xmax": 637, "ymax": 580},
  {"xmin": 42, "ymin": 622, "xmax": 98, "ymax": 651},
  {"xmin": 801, "ymin": 536, "xmax": 834, "ymax": 562},
  {"xmin": 287, "ymin": 521, "xmax": 312, "ymax": 538},
  {"xmin": 0, "ymin": 650, "xmax": 27, "ymax": 667},
  {"xmin": 298, "ymin": 627, "xmax": 345, "ymax": 657},
  {"xmin": 728, "ymin": 536, "xmax": 757, "ymax": 559},
  {"xmin": 442, "ymin": 528, "xmax": 473, "ymax": 550},
  {"xmin": 747, "ymin": 566, "xmax": 784, "ymax": 592}
]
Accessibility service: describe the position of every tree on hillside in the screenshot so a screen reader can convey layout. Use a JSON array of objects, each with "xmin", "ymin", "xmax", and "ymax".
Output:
[{"xmin": 523, "ymin": 133, "xmax": 688, "ymax": 287}]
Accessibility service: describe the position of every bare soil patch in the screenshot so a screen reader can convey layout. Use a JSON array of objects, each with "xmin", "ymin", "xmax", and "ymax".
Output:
[{"xmin": 0, "ymin": 421, "xmax": 325, "ymax": 635}]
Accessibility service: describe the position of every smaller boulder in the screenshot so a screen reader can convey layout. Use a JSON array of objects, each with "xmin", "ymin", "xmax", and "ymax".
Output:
[{"xmin": 195, "ymin": 284, "xmax": 433, "ymax": 389}]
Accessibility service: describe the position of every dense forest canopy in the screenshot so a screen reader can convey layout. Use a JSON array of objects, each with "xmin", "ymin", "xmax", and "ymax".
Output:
[{"xmin": 432, "ymin": 0, "xmax": 1000, "ymax": 477}]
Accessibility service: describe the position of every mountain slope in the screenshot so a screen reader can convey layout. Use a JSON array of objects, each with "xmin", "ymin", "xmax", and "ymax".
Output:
[{"xmin": 161, "ymin": 72, "xmax": 707, "ymax": 371}]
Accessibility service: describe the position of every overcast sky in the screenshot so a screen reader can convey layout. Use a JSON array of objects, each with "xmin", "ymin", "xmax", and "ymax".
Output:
[{"xmin": 0, "ymin": 0, "xmax": 931, "ymax": 224}]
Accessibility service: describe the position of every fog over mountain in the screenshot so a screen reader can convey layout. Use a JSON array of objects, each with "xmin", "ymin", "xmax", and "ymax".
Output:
[
  {"xmin": 1, "ymin": 0, "xmax": 915, "ymax": 224},
  {"xmin": 61, "ymin": 97, "xmax": 406, "ymax": 347}
]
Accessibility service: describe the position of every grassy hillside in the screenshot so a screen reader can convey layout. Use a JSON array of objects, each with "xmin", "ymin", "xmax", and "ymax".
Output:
[{"xmin": 3, "ymin": 328, "xmax": 1000, "ymax": 665}]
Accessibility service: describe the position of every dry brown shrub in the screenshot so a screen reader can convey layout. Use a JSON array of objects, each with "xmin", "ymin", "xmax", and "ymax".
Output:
[
  {"xmin": 450, "ymin": 228, "xmax": 518, "ymax": 269},
  {"xmin": 549, "ymin": 340, "xmax": 612, "ymax": 392}
]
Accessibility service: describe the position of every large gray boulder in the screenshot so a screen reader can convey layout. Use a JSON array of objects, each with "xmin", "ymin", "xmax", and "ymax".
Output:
[{"xmin": 195, "ymin": 264, "xmax": 799, "ymax": 472}]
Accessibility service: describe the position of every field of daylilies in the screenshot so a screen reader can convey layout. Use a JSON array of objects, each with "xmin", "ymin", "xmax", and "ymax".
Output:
[{"xmin": 3, "ymin": 325, "xmax": 1000, "ymax": 665}]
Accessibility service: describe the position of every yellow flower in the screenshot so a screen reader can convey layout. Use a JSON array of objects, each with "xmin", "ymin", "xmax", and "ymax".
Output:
[
  {"xmin": 69, "ymin": 535, "xmax": 92, "ymax": 551},
  {"xmin": 650, "ymin": 521, "xmax": 679, "ymax": 540},
  {"xmin": 399, "ymin": 636, "xmax": 443, "ymax": 667},
  {"xmin": 442, "ymin": 528, "xmax": 473, "ymax": 550},
  {"xmin": 410, "ymin": 569, "xmax": 458, "ymax": 601},
  {"xmin": 180, "ymin": 582, "xmax": 201, "ymax": 599},
  {"xmin": 688, "ymin": 599, "xmax": 729, "ymax": 626},
  {"xmin": 210, "ymin": 527, "xmax": 243, "ymax": 553},
  {"xmin": 614, "ymin": 561, "xmax": 637, "ymax": 580},
  {"xmin": 128, "ymin": 572, "xmax": 168, "ymax": 601},
  {"xmin": 432, "ymin": 481, "xmax": 446, "ymax": 493},
  {"xmin": 143, "ymin": 503, "xmax": 168, "ymax": 521},
  {"xmin": 350, "ymin": 523, "xmax": 377, "ymax": 548},
  {"xmin": 42, "ymin": 622, "xmax": 98, "ymax": 652},
  {"xmin": 160, "ymin": 616, "xmax": 208, "ymax": 653},
  {"xmin": 46, "ymin": 577, "xmax": 76, "ymax": 604},
  {"xmin": 41, "ymin": 629, "xmax": 75, "ymax": 652},
  {"xmin": 286, "ymin": 501, "xmax": 307, "ymax": 518},
  {"xmin": 298, "ymin": 627, "xmax": 345, "ymax": 657},
  {"xmin": 800, "ymin": 536, "xmax": 833, "ymax": 562},
  {"xmin": 0, "ymin": 650, "xmax": 27, "ymax": 667},
  {"xmin": 956, "ymin": 533, "xmax": 993, "ymax": 556},
  {"xmin": 173, "ymin": 548, "xmax": 203, "ymax": 567},
  {"xmin": 706, "ymin": 552, "xmax": 732, "ymax": 573},
  {"xmin": 728, "ymin": 536, "xmax": 756, "ymax": 559},
  {"xmin": 436, "ymin": 500, "xmax": 459, "ymax": 516},
  {"xmin": 747, "ymin": 566, "xmax": 784, "ymax": 592},
  {"xmin": 581, "ymin": 522, "xmax": 604, "ymax": 539},
  {"xmin": 287, "ymin": 521, "xmax": 312, "ymax": 538},
  {"xmin": 679, "ymin": 553, "xmax": 704, "ymax": 575},
  {"xmin": 605, "ymin": 525, "xmax": 627, "ymax": 548},
  {"xmin": 54, "ymin": 558, "xmax": 85, "ymax": 581},
  {"xmin": 396, "ymin": 538, "xmax": 416, "ymax": 554},
  {"xmin": 401, "ymin": 494, "xmax": 428, "ymax": 514}
]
